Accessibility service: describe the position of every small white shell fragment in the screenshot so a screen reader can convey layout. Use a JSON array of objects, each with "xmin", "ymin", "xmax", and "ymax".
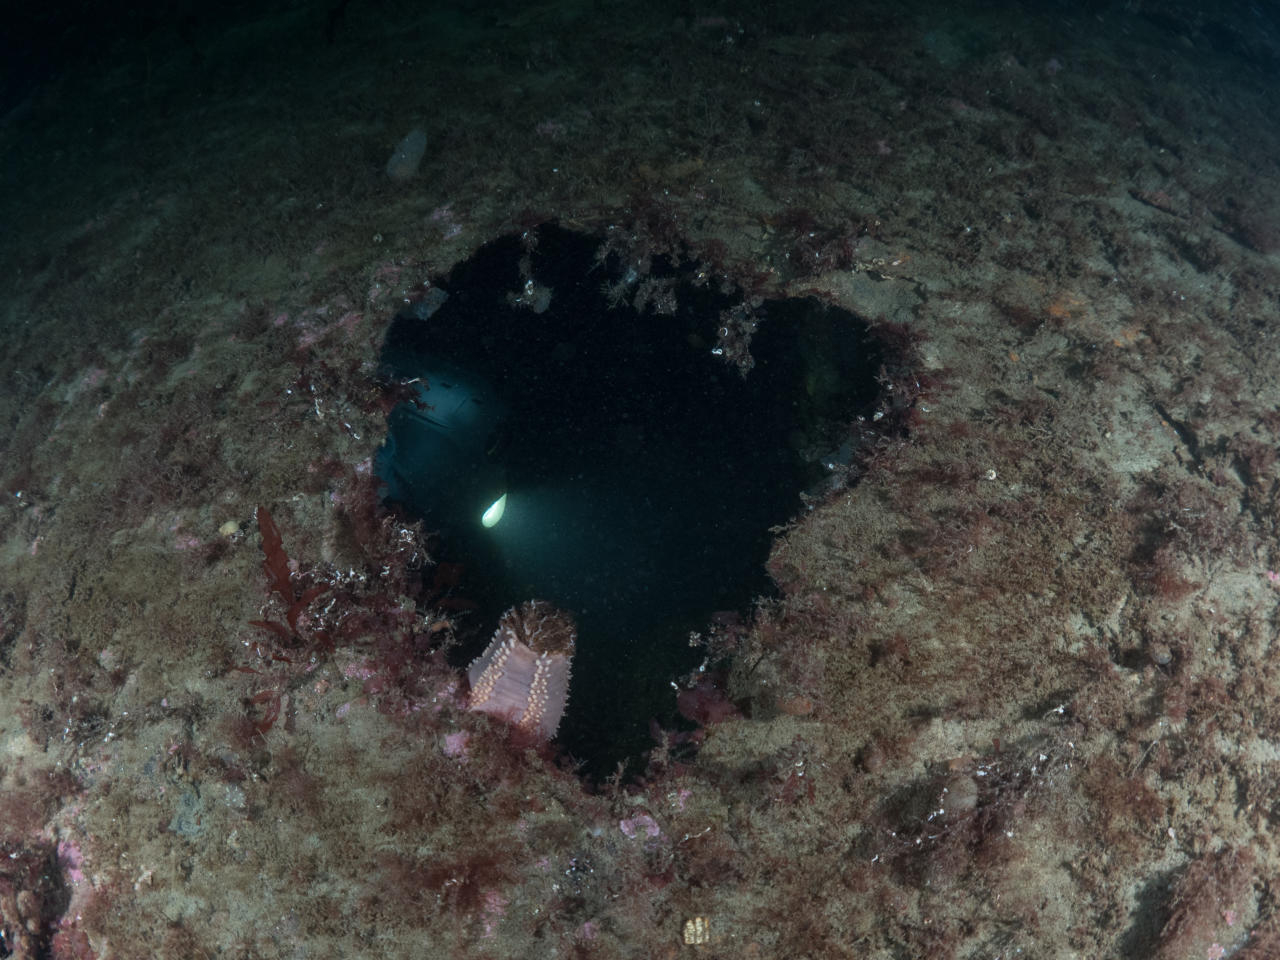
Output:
[{"xmin": 385, "ymin": 128, "xmax": 428, "ymax": 182}]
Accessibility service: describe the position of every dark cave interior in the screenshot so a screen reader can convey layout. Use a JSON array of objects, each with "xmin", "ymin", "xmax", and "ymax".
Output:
[{"xmin": 376, "ymin": 225, "xmax": 885, "ymax": 774}]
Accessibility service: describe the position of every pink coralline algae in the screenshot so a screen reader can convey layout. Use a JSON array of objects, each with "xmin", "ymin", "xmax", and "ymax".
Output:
[
  {"xmin": 466, "ymin": 601, "xmax": 576, "ymax": 740},
  {"xmin": 441, "ymin": 731, "xmax": 471, "ymax": 759},
  {"xmin": 619, "ymin": 813, "xmax": 661, "ymax": 839}
]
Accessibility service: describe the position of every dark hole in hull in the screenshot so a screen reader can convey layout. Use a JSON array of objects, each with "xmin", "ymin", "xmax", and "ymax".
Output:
[{"xmin": 375, "ymin": 224, "xmax": 884, "ymax": 777}]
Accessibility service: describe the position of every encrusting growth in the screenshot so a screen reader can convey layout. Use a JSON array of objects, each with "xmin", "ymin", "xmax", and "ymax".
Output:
[{"xmin": 466, "ymin": 600, "xmax": 576, "ymax": 740}]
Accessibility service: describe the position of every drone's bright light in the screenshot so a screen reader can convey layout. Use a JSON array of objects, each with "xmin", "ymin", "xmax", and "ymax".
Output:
[{"xmin": 481, "ymin": 492, "xmax": 507, "ymax": 528}]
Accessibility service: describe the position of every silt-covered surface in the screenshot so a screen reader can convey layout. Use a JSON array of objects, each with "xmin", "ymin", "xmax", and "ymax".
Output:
[{"xmin": 2, "ymin": 1, "xmax": 1280, "ymax": 957}]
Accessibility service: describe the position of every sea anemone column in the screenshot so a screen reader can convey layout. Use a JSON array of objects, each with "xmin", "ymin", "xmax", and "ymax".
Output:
[{"xmin": 466, "ymin": 600, "xmax": 576, "ymax": 740}]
